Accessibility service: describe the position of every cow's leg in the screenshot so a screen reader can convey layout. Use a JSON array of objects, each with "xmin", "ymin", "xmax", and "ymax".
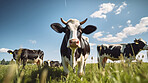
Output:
[
  {"xmin": 102, "ymin": 57, "xmax": 108, "ymax": 68},
  {"xmin": 37, "ymin": 59, "xmax": 43, "ymax": 69},
  {"xmin": 62, "ymin": 57, "xmax": 69, "ymax": 76},
  {"xmin": 83, "ymin": 61, "xmax": 86, "ymax": 74},
  {"xmin": 22, "ymin": 59, "xmax": 27, "ymax": 69},
  {"xmin": 78, "ymin": 55, "xmax": 84, "ymax": 77},
  {"xmin": 98, "ymin": 56, "xmax": 103, "ymax": 69},
  {"xmin": 98, "ymin": 57, "xmax": 100, "ymax": 69},
  {"xmin": 73, "ymin": 68, "xmax": 76, "ymax": 73}
]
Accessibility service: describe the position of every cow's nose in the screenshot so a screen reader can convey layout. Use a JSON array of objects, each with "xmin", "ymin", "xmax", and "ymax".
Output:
[{"xmin": 69, "ymin": 39, "xmax": 79, "ymax": 48}]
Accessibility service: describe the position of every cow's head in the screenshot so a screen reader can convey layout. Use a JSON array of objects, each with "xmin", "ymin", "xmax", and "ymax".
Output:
[
  {"xmin": 7, "ymin": 50, "xmax": 20, "ymax": 60},
  {"xmin": 7, "ymin": 50, "xmax": 16, "ymax": 60},
  {"xmin": 51, "ymin": 18, "xmax": 97, "ymax": 49},
  {"xmin": 134, "ymin": 38, "xmax": 148, "ymax": 50}
]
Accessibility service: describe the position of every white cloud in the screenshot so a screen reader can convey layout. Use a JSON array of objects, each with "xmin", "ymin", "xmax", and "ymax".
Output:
[
  {"xmin": 93, "ymin": 31, "xmax": 104, "ymax": 38},
  {"xmin": 90, "ymin": 3, "xmax": 115, "ymax": 19},
  {"xmin": 127, "ymin": 20, "xmax": 132, "ymax": 26},
  {"xmin": 29, "ymin": 40, "xmax": 37, "ymax": 44},
  {"xmin": 97, "ymin": 34, "xmax": 123, "ymax": 42},
  {"xmin": 115, "ymin": 2, "xmax": 127, "ymax": 15},
  {"xmin": 93, "ymin": 17, "xmax": 148, "ymax": 42},
  {"xmin": 127, "ymin": 20, "xmax": 131, "ymax": 24},
  {"xmin": 118, "ymin": 25, "xmax": 122, "ymax": 28},
  {"xmin": 112, "ymin": 26, "xmax": 115, "ymax": 29},
  {"xmin": 0, "ymin": 48, "xmax": 11, "ymax": 53},
  {"xmin": 127, "ymin": 11, "xmax": 130, "ymax": 14}
]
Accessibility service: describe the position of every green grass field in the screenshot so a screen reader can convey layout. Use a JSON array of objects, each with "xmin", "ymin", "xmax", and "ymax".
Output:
[{"xmin": 0, "ymin": 62, "xmax": 148, "ymax": 83}]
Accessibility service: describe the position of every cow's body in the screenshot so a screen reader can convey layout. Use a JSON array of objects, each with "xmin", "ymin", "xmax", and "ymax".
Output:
[
  {"xmin": 97, "ymin": 38, "xmax": 148, "ymax": 68},
  {"xmin": 7, "ymin": 48, "xmax": 44, "ymax": 68},
  {"xmin": 51, "ymin": 18, "xmax": 96, "ymax": 76}
]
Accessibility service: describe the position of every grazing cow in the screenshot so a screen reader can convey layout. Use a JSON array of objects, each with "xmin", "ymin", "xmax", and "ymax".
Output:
[
  {"xmin": 7, "ymin": 48, "xmax": 44, "ymax": 68},
  {"xmin": 50, "ymin": 18, "xmax": 97, "ymax": 76},
  {"xmin": 44, "ymin": 60, "xmax": 61, "ymax": 67},
  {"xmin": 97, "ymin": 38, "xmax": 148, "ymax": 68},
  {"xmin": 44, "ymin": 60, "xmax": 51, "ymax": 67},
  {"xmin": 50, "ymin": 61, "xmax": 61, "ymax": 67}
]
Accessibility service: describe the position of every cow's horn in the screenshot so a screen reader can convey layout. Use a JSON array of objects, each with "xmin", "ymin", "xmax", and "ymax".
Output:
[
  {"xmin": 80, "ymin": 18, "xmax": 88, "ymax": 25},
  {"xmin": 60, "ymin": 18, "xmax": 67, "ymax": 25}
]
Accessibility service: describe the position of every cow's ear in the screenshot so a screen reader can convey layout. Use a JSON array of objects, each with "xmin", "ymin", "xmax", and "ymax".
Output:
[
  {"xmin": 82, "ymin": 25, "xmax": 97, "ymax": 34},
  {"xmin": 134, "ymin": 38, "xmax": 139, "ymax": 44},
  {"xmin": 7, "ymin": 50, "xmax": 13, "ymax": 54},
  {"xmin": 50, "ymin": 23, "xmax": 64, "ymax": 33}
]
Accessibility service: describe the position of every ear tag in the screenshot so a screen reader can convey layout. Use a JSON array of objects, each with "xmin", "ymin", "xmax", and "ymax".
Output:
[
  {"xmin": 10, "ymin": 52, "xmax": 12, "ymax": 54},
  {"xmin": 135, "ymin": 42, "xmax": 139, "ymax": 44}
]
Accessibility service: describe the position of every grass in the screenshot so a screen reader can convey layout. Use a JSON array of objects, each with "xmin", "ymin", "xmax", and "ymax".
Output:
[{"xmin": 0, "ymin": 61, "xmax": 148, "ymax": 83}]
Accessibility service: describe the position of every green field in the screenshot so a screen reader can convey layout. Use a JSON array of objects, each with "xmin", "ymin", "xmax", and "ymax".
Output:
[{"xmin": 0, "ymin": 62, "xmax": 148, "ymax": 83}]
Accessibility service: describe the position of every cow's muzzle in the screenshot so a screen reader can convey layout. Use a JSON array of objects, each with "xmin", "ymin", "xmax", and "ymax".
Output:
[{"xmin": 69, "ymin": 39, "xmax": 79, "ymax": 48}]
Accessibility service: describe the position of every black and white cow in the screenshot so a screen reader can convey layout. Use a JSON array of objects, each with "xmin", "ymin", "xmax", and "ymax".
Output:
[
  {"xmin": 7, "ymin": 48, "xmax": 44, "ymax": 68},
  {"xmin": 51, "ymin": 18, "xmax": 96, "ymax": 76},
  {"xmin": 97, "ymin": 38, "xmax": 148, "ymax": 68},
  {"xmin": 44, "ymin": 60, "xmax": 61, "ymax": 67}
]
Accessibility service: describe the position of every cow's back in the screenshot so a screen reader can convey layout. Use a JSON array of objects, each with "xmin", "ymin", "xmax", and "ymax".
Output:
[{"xmin": 97, "ymin": 45, "xmax": 122, "ymax": 58}]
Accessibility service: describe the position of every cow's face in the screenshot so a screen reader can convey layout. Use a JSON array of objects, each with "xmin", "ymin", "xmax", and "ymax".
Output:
[
  {"xmin": 7, "ymin": 50, "xmax": 18, "ymax": 60},
  {"xmin": 51, "ymin": 18, "xmax": 97, "ymax": 49},
  {"xmin": 134, "ymin": 38, "xmax": 148, "ymax": 50}
]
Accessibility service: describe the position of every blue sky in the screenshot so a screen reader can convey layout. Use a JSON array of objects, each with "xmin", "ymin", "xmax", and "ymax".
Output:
[{"xmin": 0, "ymin": 0, "xmax": 148, "ymax": 63}]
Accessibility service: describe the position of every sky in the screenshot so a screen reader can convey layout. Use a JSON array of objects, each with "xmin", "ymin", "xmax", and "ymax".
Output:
[{"xmin": 0, "ymin": 0, "xmax": 148, "ymax": 63}]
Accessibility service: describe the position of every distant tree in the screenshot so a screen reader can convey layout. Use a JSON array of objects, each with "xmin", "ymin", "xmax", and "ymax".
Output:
[
  {"xmin": 10, "ymin": 59, "xmax": 15, "ymax": 64},
  {"xmin": 1, "ymin": 59, "xmax": 5, "ymax": 65}
]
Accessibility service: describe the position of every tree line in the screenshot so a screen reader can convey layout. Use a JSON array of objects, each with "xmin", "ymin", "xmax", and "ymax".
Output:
[{"xmin": 0, "ymin": 59, "xmax": 15, "ymax": 65}]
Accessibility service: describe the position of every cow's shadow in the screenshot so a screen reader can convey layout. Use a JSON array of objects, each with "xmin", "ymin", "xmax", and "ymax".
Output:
[{"xmin": 29, "ymin": 66, "xmax": 65, "ymax": 83}]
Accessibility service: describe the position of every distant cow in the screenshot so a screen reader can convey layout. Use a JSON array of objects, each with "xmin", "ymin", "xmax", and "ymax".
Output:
[
  {"xmin": 50, "ymin": 61, "xmax": 61, "ymax": 67},
  {"xmin": 44, "ymin": 60, "xmax": 61, "ymax": 67},
  {"xmin": 51, "ymin": 18, "xmax": 96, "ymax": 76},
  {"xmin": 44, "ymin": 60, "xmax": 51, "ymax": 67},
  {"xmin": 7, "ymin": 48, "xmax": 44, "ymax": 68},
  {"xmin": 97, "ymin": 38, "xmax": 148, "ymax": 68}
]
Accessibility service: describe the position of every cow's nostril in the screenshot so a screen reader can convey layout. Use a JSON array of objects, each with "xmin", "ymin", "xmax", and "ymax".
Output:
[{"xmin": 69, "ymin": 40, "xmax": 72, "ymax": 43}]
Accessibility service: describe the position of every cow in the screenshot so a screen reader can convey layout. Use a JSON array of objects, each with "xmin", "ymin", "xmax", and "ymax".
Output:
[
  {"xmin": 50, "ymin": 60, "xmax": 61, "ymax": 67},
  {"xmin": 50, "ymin": 18, "xmax": 97, "ymax": 77},
  {"xmin": 44, "ymin": 60, "xmax": 51, "ymax": 67},
  {"xmin": 44, "ymin": 60, "xmax": 61, "ymax": 67},
  {"xmin": 97, "ymin": 38, "xmax": 148, "ymax": 68},
  {"xmin": 7, "ymin": 48, "xmax": 44, "ymax": 68}
]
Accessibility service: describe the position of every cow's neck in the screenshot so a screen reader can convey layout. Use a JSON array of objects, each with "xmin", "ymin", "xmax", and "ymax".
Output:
[{"xmin": 131, "ymin": 43, "xmax": 141, "ymax": 56}]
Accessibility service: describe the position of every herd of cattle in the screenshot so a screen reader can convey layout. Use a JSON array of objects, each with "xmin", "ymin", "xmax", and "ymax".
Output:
[{"xmin": 7, "ymin": 18, "xmax": 148, "ymax": 77}]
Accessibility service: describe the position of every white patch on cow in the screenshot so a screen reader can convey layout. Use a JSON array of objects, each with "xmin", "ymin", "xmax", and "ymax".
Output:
[
  {"xmin": 67, "ymin": 19, "xmax": 81, "ymax": 48},
  {"xmin": 48, "ymin": 60, "xmax": 51, "ymax": 66},
  {"xmin": 34, "ymin": 56, "xmax": 43, "ymax": 66},
  {"xmin": 77, "ymin": 54, "xmax": 85, "ymax": 76},
  {"xmin": 120, "ymin": 44, "xmax": 127, "ymax": 53},
  {"xmin": 61, "ymin": 56, "xmax": 70, "ymax": 74},
  {"xmin": 84, "ymin": 53, "xmax": 89, "ymax": 61}
]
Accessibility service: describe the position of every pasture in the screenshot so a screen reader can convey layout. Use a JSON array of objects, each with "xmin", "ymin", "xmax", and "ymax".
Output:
[{"xmin": 0, "ymin": 61, "xmax": 148, "ymax": 83}]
